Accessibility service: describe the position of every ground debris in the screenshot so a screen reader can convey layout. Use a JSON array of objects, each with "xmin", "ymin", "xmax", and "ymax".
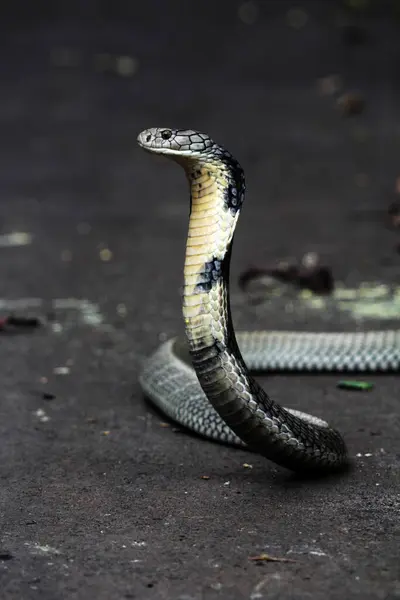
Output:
[
  {"xmin": 337, "ymin": 92, "xmax": 365, "ymax": 116},
  {"xmin": 0, "ymin": 315, "xmax": 41, "ymax": 332},
  {"xmin": 337, "ymin": 380, "xmax": 373, "ymax": 391},
  {"xmin": 30, "ymin": 390, "xmax": 56, "ymax": 401},
  {"xmin": 239, "ymin": 254, "xmax": 334, "ymax": 295},
  {"xmin": 99, "ymin": 248, "xmax": 113, "ymax": 261},
  {"xmin": 53, "ymin": 366, "xmax": 70, "ymax": 375},
  {"xmin": 249, "ymin": 552, "xmax": 296, "ymax": 563}
]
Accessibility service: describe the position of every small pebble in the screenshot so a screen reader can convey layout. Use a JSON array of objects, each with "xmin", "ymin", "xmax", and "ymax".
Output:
[
  {"xmin": 53, "ymin": 366, "xmax": 70, "ymax": 375},
  {"xmin": 99, "ymin": 248, "xmax": 113, "ymax": 262},
  {"xmin": 34, "ymin": 408, "xmax": 50, "ymax": 423},
  {"xmin": 117, "ymin": 303, "xmax": 127, "ymax": 317},
  {"xmin": 115, "ymin": 56, "xmax": 138, "ymax": 77},
  {"xmin": 302, "ymin": 252, "xmax": 319, "ymax": 268}
]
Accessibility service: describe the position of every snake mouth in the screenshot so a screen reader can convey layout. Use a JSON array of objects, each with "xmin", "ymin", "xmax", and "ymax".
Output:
[{"xmin": 137, "ymin": 140, "xmax": 185, "ymax": 158}]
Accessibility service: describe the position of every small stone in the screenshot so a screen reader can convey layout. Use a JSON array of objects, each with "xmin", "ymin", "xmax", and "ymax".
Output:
[
  {"xmin": 99, "ymin": 248, "xmax": 113, "ymax": 262},
  {"xmin": 34, "ymin": 408, "xmax": 50, "ymax": 422},
  {"xmin": 53, "ymin": 366, "xmax": 70, "ymax": 375},
  {"xmin": 117, "ymin": 303, "xmax": 127, "ymax": 317},
  {"xmin": 115, "ymin": 56, "xmax": 138, "ymax": 77},
  {"xmin": 302, "ymin": 252, "xmax": 319, "ymax": 268}
]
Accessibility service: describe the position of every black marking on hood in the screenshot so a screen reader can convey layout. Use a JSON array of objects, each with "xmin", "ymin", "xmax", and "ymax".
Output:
[
  {"xmin": 194, "ymin": 257, "xmax": 223, "ymax": 293},
  {"xmin": 193, "ymin": 243, "xmax": 233, "ymax": 295},
  {"xmin": 222, "ymin": 155, "xmax": 245, "ymax": 214}
]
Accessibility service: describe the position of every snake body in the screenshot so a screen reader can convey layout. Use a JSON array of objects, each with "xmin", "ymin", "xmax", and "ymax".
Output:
[{"xmin": 137, "ymin": 127, "xmax": 400, "ymax": 474}]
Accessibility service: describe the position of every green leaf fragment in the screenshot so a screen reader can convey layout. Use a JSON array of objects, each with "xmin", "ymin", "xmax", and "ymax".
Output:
[{"xmin": 337, "ymin": 380, "xmax": 374, "ymax": 391}]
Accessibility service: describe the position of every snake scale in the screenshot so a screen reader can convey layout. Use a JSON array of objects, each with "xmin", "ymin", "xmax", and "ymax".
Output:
[{"xmin": 137, "ymin": 127, "xmax": 400, "ymax": 474}]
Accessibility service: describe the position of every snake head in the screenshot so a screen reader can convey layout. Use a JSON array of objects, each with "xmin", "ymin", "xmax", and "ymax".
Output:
[{"xmin": 137, "ymin": 128, "xmax": 215, "ymax": 160}]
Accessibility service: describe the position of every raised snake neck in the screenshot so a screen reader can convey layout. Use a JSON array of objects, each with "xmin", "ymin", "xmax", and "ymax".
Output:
[{"xmin": 137, "ymin": 127, "xmax": 400, "ymax": 474}]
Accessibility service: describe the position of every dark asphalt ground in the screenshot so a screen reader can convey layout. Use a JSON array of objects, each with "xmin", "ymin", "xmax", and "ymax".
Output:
[{"xmin": 0, "ymin": 2, "xmax": 399, "ymax": 599}]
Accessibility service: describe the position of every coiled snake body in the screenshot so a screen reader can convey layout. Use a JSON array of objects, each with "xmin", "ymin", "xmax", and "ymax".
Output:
[{"xmin": 137, "ymin": 127, "xmax": 400, "ymax": 474}]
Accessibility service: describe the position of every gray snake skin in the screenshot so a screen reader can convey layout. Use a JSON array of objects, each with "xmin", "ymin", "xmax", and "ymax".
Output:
[{"xmin": 137, "ymin": 127, "xmax": 400, "ymax": 474}]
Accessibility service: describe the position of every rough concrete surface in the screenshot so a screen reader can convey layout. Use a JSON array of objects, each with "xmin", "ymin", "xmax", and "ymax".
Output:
[{"xmin": 0, "ymin": 2, "xmax": 399, "ymax": 599}]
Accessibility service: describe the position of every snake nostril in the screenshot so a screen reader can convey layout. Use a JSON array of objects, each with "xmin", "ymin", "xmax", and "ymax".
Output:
[
  {"xmin": 146, "ymin": 134, "xmax": 151, "ymax": 142},
  {"xmin": 161, "ymin": 129, "xmax": 172, "ymax": 140}
]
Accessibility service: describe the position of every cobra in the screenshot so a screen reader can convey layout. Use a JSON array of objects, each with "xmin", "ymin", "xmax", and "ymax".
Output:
[{"xmin": 137, "ymin": 127, "xmax": 399, "ymax": 474}]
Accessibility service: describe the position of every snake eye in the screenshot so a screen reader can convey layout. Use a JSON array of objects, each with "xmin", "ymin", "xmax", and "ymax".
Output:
[
  {"xmin": 146, "ymin": 133, "xmax": 151, "ymax": 142},
  {"xmin": 161, "ymin": 129, "xmax": 172, "ymax": 140}
]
